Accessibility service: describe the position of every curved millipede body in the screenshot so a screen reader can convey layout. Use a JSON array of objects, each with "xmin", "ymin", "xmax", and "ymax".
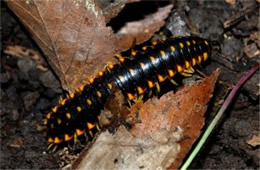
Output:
[{"xmin": 44, "ymin": 36, "xmax": 215, "ymax": 151}]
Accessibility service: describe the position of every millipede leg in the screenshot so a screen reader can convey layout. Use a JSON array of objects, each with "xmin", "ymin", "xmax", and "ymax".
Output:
[
  {"xmin": 47, "ymin": 143, "xmax": 53, "ymax": 150},
  {"xmin": 155, "ymin": 82, "xmax": 161, "ymax": 94},
  {"xmin": 52, "ymin": 145, "xmax": 58, "ymax": 153},
  {"xmin": 104, "ymin": 62, "xmax": 114, "ymax": 72},
  {"xmin": 89, "ymin": 131, "xmax": 93, "ymax": 138},
  {"xmin": 148, "ymin": 90, "xmax": 153, "ymax": 97},
  {"xmin": 74, "ymin": 133, "xmax": 77, "ymax": 144},
  {"xmin": 67, "ymin": 143, "xmax": 72, "ymax": 150},
  {"xmin": 183, "ymin": 67, "xmax": 195, "ymax": 73},
  {"xmin": 75, "ymin": 87, "xmax": 80, "ymax": 93},
  {"xmin": 59, "ymin": 96, "xmax": 63, "ymax": 104},
  {"xmin": 96, "ymin": 124, "xmax": 101, "ymax": 131},
  {"xmin": 127, "ymin": 100, "xmax": 132, "ymax": 107},
  {"xmin": 180, "ymin": 72, "xmax": 193, "ymax": 77},
  {"xmin": 114, "ymin": 54, "xmax": 125, "ymax": 63},
  {"xmin": 133, "ymin": 95, "xmax": 143, "ymax": 104},
  {"xmin": 130, "ymin": 38, "xmax": 138, "ymax": 57},
  {"xmin": 169, "ymin": 78, "xmax": 179, "ymax": 86}
]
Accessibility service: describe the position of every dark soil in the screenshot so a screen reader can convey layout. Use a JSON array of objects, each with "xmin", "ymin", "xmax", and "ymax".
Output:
[{"xmin": 1, "ymin": 1, "xmax": 259, "ymax": 169}]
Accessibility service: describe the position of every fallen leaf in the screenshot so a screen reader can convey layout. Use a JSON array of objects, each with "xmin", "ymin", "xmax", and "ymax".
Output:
[
  {"xmin": 249, "ymin": 32, "xmax": 260, "ymax": 43},
  {"xmin": 116, "ymin": 4, "xmax": 173, "ymax": 51},
  {"xmin": 72, "ymin": 126, "xmax": 182, "ymax": 169},
  {"xmin": 10, "ymin": 137, "xmax": 24, "ymax": 148},
  {"xmin": 244, "ymin": 41, "xmax": 260, "ymax": 58},
  {"xmin": 225, "ymin": 0, "xmax": 236, "ymax": 5},
  {"xmin": 102, "ymin": 0, "xmax": 140, "ymax": 23},
  {"xmin": 6, "ymin": 0, "xmax": 118, "ymax": 91},
  {"xmin": 129, "ymin": 70, "xmax": 219, "ymax": 168},
  {"xmin": 4, "ymin": 45, "xmax": 48, "ymax": 71},
  {"xmin": 247, "ymin": 134, "xmax": 260, "ymax": 147}
]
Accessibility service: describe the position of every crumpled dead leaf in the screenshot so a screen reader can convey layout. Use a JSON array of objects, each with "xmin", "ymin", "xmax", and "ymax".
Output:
[
  {"xmin": 243, "ymin": 32, "xmax": 260, "ymax": 58},
  {"xmin": 129, "ymin": 69, "xmax": 219, "ymax": 168},
  {"xmin": 6, "ymin": 0, "xmax": 118, "ymax": 91},
  {"xmin": 4, "ymin": 45, "xmax": 48, "ymax": 71},
  {"xmin": 116, "ymin": 4, "xmax": 173, "ymax": 51},
  {"xmin": 101, "ymin": 0, "xmax": 140, "ymax": 23},
  {"xmin": 72, "ymin": 126, "xmax": 183, "ymax": 169},
  {"xmin": 10, "ymin": 137, "xmax": 24, "ymax": 148},
  {"xmin": 247, "ymin": 134, "xmax": 260, "ymax": 147}
]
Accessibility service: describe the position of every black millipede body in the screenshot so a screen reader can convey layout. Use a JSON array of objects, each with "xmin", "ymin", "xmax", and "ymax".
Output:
[{"xmin": 44, "ymin": 36, "xmax": 216, "ymax": 151}]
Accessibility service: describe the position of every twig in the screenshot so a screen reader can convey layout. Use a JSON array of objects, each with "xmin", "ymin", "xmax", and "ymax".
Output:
[{"xmin": 223, "ymin": 5, "xmax": 257, "ymax": 29}]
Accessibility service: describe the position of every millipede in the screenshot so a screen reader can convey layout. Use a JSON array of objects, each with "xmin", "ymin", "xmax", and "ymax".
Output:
[{"xmin": 44, "ymin": 36, "xmax": 219, "ymax": 151}]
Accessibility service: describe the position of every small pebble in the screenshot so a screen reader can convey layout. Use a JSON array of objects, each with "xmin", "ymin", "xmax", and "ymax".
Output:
[
  {"xmin": 22, "ymin": 91, "xmax": 40, "ymax": 111},
  {"xmin": 253, "ymin": 149, "xmax": 260, "ymax": 166},
  {"xmin": 44, "ymin": 89, "xmax": 60, "ymax": 98},
  {"xmin": 188, "ymin": 8, "xmax": 224, "ymax": 39},
  {"xmin": 34, "ymin": 111, "xmax": 44, "ymax": 122},
  {"xmin": 167, "ymin": 11, "xmax": 191, "ymax": 37},
  {"xmin": 209, "ymin": 145, "xmax": 221, "ymax": 155},
  {"xmin": 6, "ymin": 56, "xmax": 17, "ymax": 67},
  {"xmin": 17, "ymin": 59, "xmax": 36, "ymax": 81},
  {"xmin": 25, "ymin": 151, "xmax": 37, "ymax": 159},
  {"xmin": 17, "ymin": 59, "xmax": 36, "ymax": 74},
  {"xmin": 35, "ymin": 98, "xmax": 51, "ymax": 110},
  {"xmin": 222, "ymin": 37, "xmax": 243, "ymax": 59},
  {"xmin": 28, "ymin": 68, "xmax": 42, "ymax": 81},
  {"xmin": 39, "ymin": 71, "xmax": 61, "ymax": 92},
  {"xmin": 11, "ymin": 109, "xmax": 20, "ymax": 121},
  {"xmin": 6, "ymin": 86, "xmax": 22, "ymax": 108},
  {"xmin": 28, "ymin": 80, "xmax": 41, "ymax": 89},
  {"xmin": 18, "ymin": 71, "xmax": 29, "ymax": 81},
  {"xmin": 232, "ymin": 120, "xmax": 252, "ymax": 137}
]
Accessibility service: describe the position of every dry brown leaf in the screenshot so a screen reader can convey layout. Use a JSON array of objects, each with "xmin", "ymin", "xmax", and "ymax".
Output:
[
  {"xmin": 10, "ymin": 137, "xmax": 24, "ymax": 148},
  {"xmin": 129, "ymin": 70, "xmax": 219, "ymax": 168},
  {"xmin": 244, "ymin": 41, "xmax": 260, "ymax": 58},
  {"xmin": 4, "ymin": 45, "xmax": 41, "ymax": 60},
  {"xmin": 247, "ymin": 134, "xmax": 260, "ymax": 147},
  {"xmin": 4, "ymin": 45, "xmax": 48, "ymax": 71},
  {"xmin": 102, "ymin": 0, "xmax": 140, "ymax": 23},
  {"xmin": 225, "ymin": 0, "xmax": 236, "ymax": 5},
  {"xmin": 116, "ymin": 4, "xmax": 173, "ymax": 51},
  {"xmin": 72, "ymin": 126, "xmax": 183, "ymax": 169},
  {"xmin": 6, "ymin": 0, "xmax": 118, "ymax": 91}
]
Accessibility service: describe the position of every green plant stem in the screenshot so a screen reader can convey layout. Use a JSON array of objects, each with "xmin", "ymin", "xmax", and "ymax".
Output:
[{"xmin": 180, "ymin": 64, "xmax": 260, "ymax": 170}]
